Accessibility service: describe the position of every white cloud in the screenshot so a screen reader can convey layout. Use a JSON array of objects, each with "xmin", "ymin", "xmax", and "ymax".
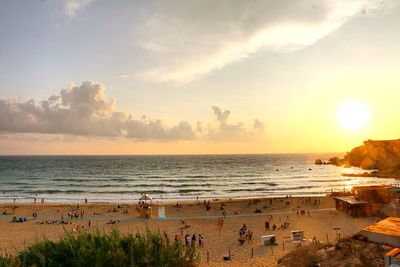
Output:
[
  {"xmin": 64, "ymin": 0, "xmax": 93, "ymax": 17},
  {"xmin": 137, "ymin": 0, "xmax": 394, "ymax": 84},
  {"xmin": 0, "ymin": 81, "xmax": 194, "ymax": 140},
  {"xmin": 0, "ymin": 81, "xmax": 265, "ymax": 142},
  {"xmin": 206, "ymin": 106, "xmax": 265, "ymax": 142}
]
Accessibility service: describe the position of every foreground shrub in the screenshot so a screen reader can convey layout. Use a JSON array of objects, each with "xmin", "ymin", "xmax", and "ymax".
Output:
[{"xmin": 0, "ymin": 230, "xmax": 198, "ymax": 267}]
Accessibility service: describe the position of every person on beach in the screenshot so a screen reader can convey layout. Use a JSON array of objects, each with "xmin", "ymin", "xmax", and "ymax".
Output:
[
  {"xmin": 191, "ymin": 234, "xmax": 196, "ymax": 247},
  {"xmin": 248, "ymin": 230, "xmax": 253, "ymax": 244},
  {"xmin": 222, "ymin": 209, "xmax": 227, "ymax": 217},
  {"xmin": 265, "ymin": 220, "xmax": 270, "ymax": 230},
  {"xmin": 185, "ymin": 234, "xmax": 190, "ymax": 246},
  {"xmin": 198, "ymin": 234, "xmax": 203, "ymax": 247}
]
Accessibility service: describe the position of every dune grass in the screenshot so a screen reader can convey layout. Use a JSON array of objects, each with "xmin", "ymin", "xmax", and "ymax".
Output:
[{"xmin": 0, "ymin": 229, "xmax": 198, "ymax": 267}]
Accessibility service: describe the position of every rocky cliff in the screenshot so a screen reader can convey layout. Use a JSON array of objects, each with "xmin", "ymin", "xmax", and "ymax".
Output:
[{"xmin": 340, "ymin": 139, "xmax": 400, "ymax": 178}]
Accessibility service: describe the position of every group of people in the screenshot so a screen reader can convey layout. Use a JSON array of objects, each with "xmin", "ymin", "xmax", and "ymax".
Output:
[
  {"xmin": 298, "ymin": 197, "xmax": 320, "ymax": 205},
  {"xmin": 265, "ymin": 215, "xmax": 290, "ymax": 231},
  {"xmin": 238, "ymin": 224, "xmax": 253, "ymax": 244},
  {"xmin": 181, "ymin": 233, "xmax": 205, "ymax": 248},
  {"xmin": 32, "ymin": 198, "xmax": 45, "ymax": 204},
  {"xmin": 66, "ymin": 208, "xmax": 84, "ymax": 220},
  {"xmin": 293, "ymin": 207, "xmax": 311, "ymax": 217},
  {"xmin": 204, "ymin": 200, "xmax": 212, "ymax": 211},
  {"xmin": 11, "ymin": 216, "xmax": 27, "ymax": 223}
]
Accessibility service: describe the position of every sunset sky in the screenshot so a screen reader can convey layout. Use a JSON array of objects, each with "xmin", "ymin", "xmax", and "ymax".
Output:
[{"xmin": 1, "ymin": 0, "xmax": 400, "ymax": 155}]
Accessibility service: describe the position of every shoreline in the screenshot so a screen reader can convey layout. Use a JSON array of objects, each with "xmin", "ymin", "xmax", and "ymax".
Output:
[{"xmin": 0, "ymin": 193, "xmax": 331, "ymax": 205}]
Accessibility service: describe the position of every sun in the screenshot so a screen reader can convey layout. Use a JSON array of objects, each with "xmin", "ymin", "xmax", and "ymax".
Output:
[{"xmin": 337, "ymin": 100, "xmax": 370, "ymax": 131}]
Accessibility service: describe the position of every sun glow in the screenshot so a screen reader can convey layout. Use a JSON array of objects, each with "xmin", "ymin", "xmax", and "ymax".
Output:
[{"xmin": 337, "ymin": 100, "xmax": 370, "ymax": 131}]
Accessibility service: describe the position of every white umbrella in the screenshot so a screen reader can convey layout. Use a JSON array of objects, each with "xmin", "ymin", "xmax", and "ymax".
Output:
[{"xmin": 139, "ymin": 194, "xmax": 153, "ymax": 203}]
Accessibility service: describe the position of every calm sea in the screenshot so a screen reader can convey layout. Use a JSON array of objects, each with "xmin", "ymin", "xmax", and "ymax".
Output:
[{"xmin": 0, "ymin": 154, "xmax": 398, "ymax": 202}]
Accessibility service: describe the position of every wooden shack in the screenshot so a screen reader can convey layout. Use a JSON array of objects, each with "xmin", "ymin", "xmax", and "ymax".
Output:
[{"xmin": 334, "ymin": 196, "xmax": 369, "ymax": 217}]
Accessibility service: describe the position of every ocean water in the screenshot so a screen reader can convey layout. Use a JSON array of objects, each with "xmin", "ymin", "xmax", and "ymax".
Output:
[{"xmin": 0, "ymin": 154, "xmax": 398, "ymax": 202}]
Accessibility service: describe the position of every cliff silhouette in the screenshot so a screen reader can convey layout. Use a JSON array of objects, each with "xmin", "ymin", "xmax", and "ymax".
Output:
[{"xmin": 340, "ymin": 139, "xmax": 400, "ymax": 179}]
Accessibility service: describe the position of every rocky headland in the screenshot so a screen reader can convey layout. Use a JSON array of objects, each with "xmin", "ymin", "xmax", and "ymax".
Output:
[{"xmin": 316, "ymin": 139, "xmax": 400, "ymax": 179}]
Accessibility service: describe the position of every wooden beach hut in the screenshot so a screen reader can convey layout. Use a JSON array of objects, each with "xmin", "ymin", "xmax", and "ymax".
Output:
[{"xmin": 334, "ymin": 196, "xmax": 368, "ymax": 217}]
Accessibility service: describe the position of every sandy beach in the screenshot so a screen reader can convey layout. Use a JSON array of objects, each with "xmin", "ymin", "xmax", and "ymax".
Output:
[{"xmin": 0, "ymin": 196, "xmax": 376, "ymax": 266}]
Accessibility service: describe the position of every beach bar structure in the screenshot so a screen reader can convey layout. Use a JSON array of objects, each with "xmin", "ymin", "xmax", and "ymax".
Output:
[
  {"xmin": 334, "ymin": 196, "xmax": 368, "ymax": 217},
  {"xmin": 355, "ymin": 217, "xmax": 400, "ymax": 248}
]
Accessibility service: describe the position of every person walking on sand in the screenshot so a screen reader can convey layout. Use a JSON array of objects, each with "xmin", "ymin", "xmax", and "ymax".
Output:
[
  {"xmin": 191, "ymin": 234, "xmax": 196, "ymax": 247},
  {"xmin": 198, "ymin": 234, "xmax": 203, "ymax": 247}
]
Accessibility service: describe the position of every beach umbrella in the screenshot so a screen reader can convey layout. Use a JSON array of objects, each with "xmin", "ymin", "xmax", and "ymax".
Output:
[{"xmin": 139, "ymin": 194, "xmax": 153, "ymax": 203}]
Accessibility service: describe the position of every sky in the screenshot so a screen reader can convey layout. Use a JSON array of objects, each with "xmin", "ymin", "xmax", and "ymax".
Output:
[{"xmin": 0, "ymin": 0, "xmax": 400, "ymax": 155}]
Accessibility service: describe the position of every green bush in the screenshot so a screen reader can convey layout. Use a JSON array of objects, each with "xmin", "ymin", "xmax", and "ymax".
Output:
[{"xmin": 0, "ymin": 230, "xmax": 198, "ymax": 267}]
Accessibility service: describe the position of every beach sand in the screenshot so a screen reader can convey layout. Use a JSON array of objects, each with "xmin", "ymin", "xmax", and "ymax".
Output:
[{"xmin": 0, "ymin": 196, "xmax": 376, "ymax": 266}]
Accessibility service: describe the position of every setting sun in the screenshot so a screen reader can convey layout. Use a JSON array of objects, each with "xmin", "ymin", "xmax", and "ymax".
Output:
[{"xmin": 337, "ymin": 100, "xmax": 370, "ymax": 131}]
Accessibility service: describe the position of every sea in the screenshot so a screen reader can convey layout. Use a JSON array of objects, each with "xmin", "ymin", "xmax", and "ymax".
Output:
[{"xmin": 0, "ymin": 154, "xmax": 399, "ymax": 203}]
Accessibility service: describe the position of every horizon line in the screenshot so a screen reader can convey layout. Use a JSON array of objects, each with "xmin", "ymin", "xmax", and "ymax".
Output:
[{"xmin": 0, "ymin": 152, "xmax": 345, "ymax": 157}]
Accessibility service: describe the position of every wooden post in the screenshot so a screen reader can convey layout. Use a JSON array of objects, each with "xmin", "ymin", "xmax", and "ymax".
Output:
[
  {"xmin": 283, "ymin": 240, "xmax": 285, "ymax": 252},
  {"xmin": 271, "ymin": 245, "xmax": 274, "ymax": 255},
  {"xmin": 326, "ymin": 234, "xmax": 329, "ymax": 244},
  {"xmin": 251, "ymin": 248, "xmax": 254, "ymax": 258},
  {"xmin": 207, "ymin": 250, "xmax": 209, "ymax": 263},
  {"xmin": 229, "ymin": 249, "xmax": 231, "ymax": 259}
]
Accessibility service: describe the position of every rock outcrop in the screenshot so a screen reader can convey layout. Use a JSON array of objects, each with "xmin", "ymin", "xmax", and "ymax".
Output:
[
  {"xmin": 339, "ymin": 139, "xmax": 400, "ymax": 178},
  {"xmin": 314, "ymin": 156, "xmax": 341, "ymax": 166}
]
